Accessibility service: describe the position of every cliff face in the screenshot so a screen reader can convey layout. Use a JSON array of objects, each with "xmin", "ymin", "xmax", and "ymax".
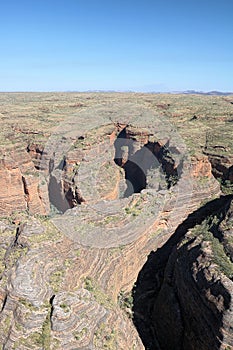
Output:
[
  {"xmin": 133, "ymin": 195, "xmax": 233, "ymax": 350},
  {"xmin": 0, "ymin": 147, "xmax": 222, "ymax": 348},
  {"xmin": 0, "ymin": 93, "xmax": 232, "ymax": 350},
  {"xmin": 204, "ymin": 130, "xmax": 233, "ymax": 183},
  {"xmin": 0, "ymin": 147, "xmax": 48, "ymax": 216}
]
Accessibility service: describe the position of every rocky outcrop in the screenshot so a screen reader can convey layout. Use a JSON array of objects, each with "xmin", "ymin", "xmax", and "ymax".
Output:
[
  {"xmin": 0, "ymin": 147, "xmax": 48, "ymax": 216},
  {"xmin": 26, "ymin": 143, "xmax": 44, "ymax": 170},
  {"xmin": 0, "ymin": 92, "xmax": 232, "ymax": 349},
  {"xmin": 0, "ymin": 127, "xmax": 222, "ymax": 349},
  {"xmin": 0, "ymin": 218, "xmax": 144, "ymax": 350},
  {"xmin": 133, "ymin": 195, "xmax": 233, "ymax": 350},
  {"xmin": 204, "ymin": 129, "xmax": 233, "ymax": 183}
]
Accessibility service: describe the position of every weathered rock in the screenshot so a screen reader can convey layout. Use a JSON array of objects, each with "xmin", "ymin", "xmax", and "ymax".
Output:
[
  {"xmin": 0, "ymin": 218, "xmax": 144, "ymax": 349},
  {"xmin": 134, "ymin": 196, "xmax": 233, "ymax": 350},
  {"xmin": 0, "ymin": 92, "xmax": 232, "ymax": 349},
  {"xmin": 0, "ymin": 149, "xmax": 48, "ymax": 216},
  {"xmin": 204, "ymin": 129, "xmax": 233, "ymax": 183}
]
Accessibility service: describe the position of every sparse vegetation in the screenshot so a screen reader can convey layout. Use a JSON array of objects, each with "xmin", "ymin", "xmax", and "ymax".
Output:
[
  {"xmin": 40, "ymin": 307, "xmax": 52, "ymax": 350},
  {"xmin": 18, "ymin": 298, "xmax": 37, "ymax": 311},
  {"xmin": 84, "ymin": 276, "xmax": 114, "ymax": 308},
  {"xmin": 94, "ymin": 322, "xmax": 118, "ymax": 350},
  {"xmin": 118, "ymin": 289, "xmax": 134, "ymax": 318},
  {"xmin": 11, "ymin": 304, "xmax": 51, "ymax": 350},
  {"xmin": 49, "ymin": 269, "xmax": 65, "ymax": 293},
  {"xmin": 73, "ymin": 327, "xmax": 88, "ymax": 341},
  {"xmin": 124, "ymin": 206, "xmax": 140, "ymax": 216},
  {"xmin": 218, "ymin": 178, "xmax": 233, "ymax": 195},
  {"xmin": 124, "ymin": 197, "xmax": 144, "ymax": 217},
  {"xmin": 191, "ymin": 217, "xmax": 233, "ymax": 279},
  {"xmin": 84, "ymin": 276, "xmax": 94, "ymax": 292},
  {"xmin": 60, "ymin": 302, "xmax": 70, "ymax": 313},
  {"xmin": 1, "ymin": 93, "xmax": 233, "ymax": 349}
]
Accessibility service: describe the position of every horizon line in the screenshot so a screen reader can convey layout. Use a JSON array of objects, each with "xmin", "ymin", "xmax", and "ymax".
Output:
[{"xmin": 0, "ymin": 89, "xmax": 233, "ymax": 95}]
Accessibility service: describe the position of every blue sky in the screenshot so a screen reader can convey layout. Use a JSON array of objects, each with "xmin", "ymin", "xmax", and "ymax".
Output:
[{"xmin": 0, "ymin": 0, "xmax": 233, "ymax": 92}]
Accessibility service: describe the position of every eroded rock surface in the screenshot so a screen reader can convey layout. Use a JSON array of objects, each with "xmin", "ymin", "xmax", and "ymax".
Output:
[
  {"xmin": 0, "ymin": 93, "xmax": 232, "ymax": 349},
  {"xmin": 134, "ymin": 195, "xmax": 233, "ymax": 350},
  {"xmin": 0, "ymin": 148, "xmax": 48, "ymax": 216}
]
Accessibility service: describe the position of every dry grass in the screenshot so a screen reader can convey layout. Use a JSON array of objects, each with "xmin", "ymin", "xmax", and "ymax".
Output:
[{"xmin": 0, "ymin": 92, "xmax": 232, "ymax": 156}]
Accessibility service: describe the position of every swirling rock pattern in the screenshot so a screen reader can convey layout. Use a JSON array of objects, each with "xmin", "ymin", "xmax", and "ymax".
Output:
[
  {"xmin": 0, "ymin": 92, "xmax": 232, "ymax": 349},
  {"xmin": 0, "ymin": 218, "xmax": 144, "ymax": 349}
]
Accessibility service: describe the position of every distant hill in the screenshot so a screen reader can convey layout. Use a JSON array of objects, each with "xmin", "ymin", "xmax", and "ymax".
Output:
[{"xmin": 181, "ymin": 90, "xmax": 233, "ymax": 96}]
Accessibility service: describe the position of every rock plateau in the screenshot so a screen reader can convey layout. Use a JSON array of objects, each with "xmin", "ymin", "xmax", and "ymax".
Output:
[{"xmin": 0, "ymin": 92, "xmax": 232, "ymax": 350}]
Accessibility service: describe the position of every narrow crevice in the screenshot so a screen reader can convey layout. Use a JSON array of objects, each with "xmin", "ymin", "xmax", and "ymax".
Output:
[
  {"xmin": 64, "ymin": 184, "xmax": 85, "ymax": 207},
  {"xmin": 37, "ymin": 294, "xmax": 55, "ymax": 349},
  {"xmin": 0, "ymin": 294, "xmax": 7, "ymax": 313},
  {"xmin": 14, "ymin": 225, "xmax": 22, "ymax": 246},
  {"xmin": 21, "ymin": 176, "xmax": 30, "ymax": 212},
  {"xmin": 49, "ymin": 294, "xmax": 55, "ymax": 321},
  {"xmin": 21, "ymin": 176, "xmax": 29, "ymax": 196}
]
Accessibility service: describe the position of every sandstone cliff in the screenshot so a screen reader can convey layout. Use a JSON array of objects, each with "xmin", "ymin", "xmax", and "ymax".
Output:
[
  {"xmin": 134, "ymin": 195, "xmax": 233, "ymax": 350},
  {"xmin": 0, "ymin": 147, "xmax": 48, "ymax": 216},
  {"xmin": 0, "ymin": 92, "xmax": 232, "ymax": 350}
]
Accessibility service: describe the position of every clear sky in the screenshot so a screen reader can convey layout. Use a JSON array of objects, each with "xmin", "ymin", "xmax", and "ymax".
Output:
[{"xmin": 0, "ymin": 0, "xmax": 233, "ymax": 92}]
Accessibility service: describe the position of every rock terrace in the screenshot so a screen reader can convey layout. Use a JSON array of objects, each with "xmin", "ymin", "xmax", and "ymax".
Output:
[{"xmin": 0, "ymin": 92, "xmax": 232, "ymax": 350}]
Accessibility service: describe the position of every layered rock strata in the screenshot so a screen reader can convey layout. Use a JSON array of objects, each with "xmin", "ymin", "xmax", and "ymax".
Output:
[
  {"xmin": 0, "ymin": 147, "xmax": 48, "ymax": 216},
  {"xmin": 133, "ymin": 195, "xmax": 233, "ymax": 350},
  {"xmin": 0, "ymin": 94, "xmax": 232, "ymax": 349}
]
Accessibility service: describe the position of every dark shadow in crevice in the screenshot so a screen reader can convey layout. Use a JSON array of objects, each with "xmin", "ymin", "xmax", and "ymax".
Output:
[
  {"xmin": 132, "ymin": 194, "xmax": 233, "ymax": 350},
  {"xmin": 48, "ymin": 175, "xmax": 71, "ymax": 213},
  {"xmin": 146, "ymin": 141, "xmax": 179, "ymax": 188},
  {"xmin": 48, "ymin": 174, "xmax": 85, "ymax": 214},
  {"xmin": 56, "ymin": 156, "xmax": 67, "ymax": 171},
  {"xmin": 114, "ymin": 127, "xmax": 127, "ymax": 168},
  {"xmin": 123, "ymin": 159, "xmax": 147, "ymax": 197},
  {"xmin": 114, "ymin": 129, "xmax": 179, "ymax": 197},
  {"xmin": 114, "ymin": 142, "xmax": 160, "ymax": 197}
]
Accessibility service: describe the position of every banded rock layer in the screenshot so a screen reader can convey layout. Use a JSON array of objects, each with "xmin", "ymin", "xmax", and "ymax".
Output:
[
  {"xmin": 0, "ymin": 93, "xmax": 232, "ymax": 349},
  {"xmin": 134, "ymin": 195, "xmax": 233, "ymax": 350}
]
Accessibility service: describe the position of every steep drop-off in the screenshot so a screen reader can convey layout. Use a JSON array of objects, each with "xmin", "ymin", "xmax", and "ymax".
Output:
[
  {"xmin": 133, "ymin": 195, "xmax": 233, "ymax": 350},
  {"xmin": 0, "ymin": 93, "xmax": 232, "ymax": 349}
]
